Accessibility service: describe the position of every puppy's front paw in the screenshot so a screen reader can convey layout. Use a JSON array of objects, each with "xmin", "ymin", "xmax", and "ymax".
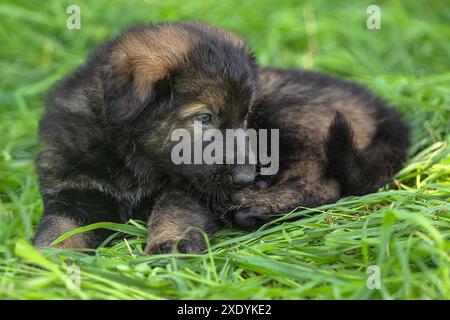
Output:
[
  {"xmin": 144, "ymin": 237, "xmax": 205, "ymax": 255},
  {"xmin": 232, "ymin": 208, "xmax": 271, "ymax": 229},
  {"xmin": 226, "ymin": 188, "xmax": 277, "ymax": 229}
]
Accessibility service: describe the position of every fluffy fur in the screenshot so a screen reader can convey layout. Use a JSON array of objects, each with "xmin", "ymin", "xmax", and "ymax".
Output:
[
  {"xmin": 34, "ymin": 22, "xmax": 257, "ymax": 253},
  {"xmin": 226, "ymin": 68, "xmax": 410, "ymax": 228},
  {"xmin": 33, "ymin": 22, "xmax": 410, "ymax": 253}
]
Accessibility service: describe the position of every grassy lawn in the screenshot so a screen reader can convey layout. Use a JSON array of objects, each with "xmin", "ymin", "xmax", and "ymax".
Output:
[{"xmin": 0, "ymin": 0, "xmax": 449, "ymax": 299}]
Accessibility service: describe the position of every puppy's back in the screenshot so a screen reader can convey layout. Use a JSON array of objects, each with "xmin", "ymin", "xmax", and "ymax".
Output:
[{"xmin": 252, "ymin": 68, "xmax": 409, "ymax": 195}]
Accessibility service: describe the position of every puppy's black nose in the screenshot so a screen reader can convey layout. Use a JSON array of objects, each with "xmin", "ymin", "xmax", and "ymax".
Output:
[
  {"xmin": 231, "ymin": 164, "xmax": 256, "ymax": 187},
  {"xmin": 232, "ymin": 172, "xmax": 255, "ymax": 186}
]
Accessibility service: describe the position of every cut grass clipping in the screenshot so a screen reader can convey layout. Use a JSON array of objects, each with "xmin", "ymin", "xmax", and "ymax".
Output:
[{"xmin": 0, "ymin": 0, "xmax": 449, "ymax": 299}]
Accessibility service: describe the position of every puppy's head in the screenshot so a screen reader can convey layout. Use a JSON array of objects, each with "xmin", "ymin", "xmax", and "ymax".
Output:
[{"xmin": 100, "ymin": 22, "xmax": 258, "ymax": 202}]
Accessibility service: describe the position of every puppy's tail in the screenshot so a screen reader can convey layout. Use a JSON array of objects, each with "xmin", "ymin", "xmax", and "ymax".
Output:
[{"xmin": 324, "ymin": 110, "xmax": 409, "ymax": 196}]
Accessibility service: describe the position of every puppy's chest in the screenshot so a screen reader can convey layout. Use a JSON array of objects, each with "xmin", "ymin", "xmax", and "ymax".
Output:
[
  {"xmin": 103, "ymin": 175, "xmax": 158, "ymax": 222},
  {"xmin": 108, "ymin": 169, "xmax": 154, "ymax": 199},
  {"xmin": 71, "ymin": 167, "xmax": 159, "ymax": 216}
]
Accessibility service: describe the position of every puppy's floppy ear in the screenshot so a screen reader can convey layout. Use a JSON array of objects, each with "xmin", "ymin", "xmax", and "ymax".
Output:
[
  {"xmin": 101, "ymin": 48, "xmax": 170, "ymax": 124},
  {"xmin": 101, "ymin": 27, "xmax": 188, "ymax": 124}
]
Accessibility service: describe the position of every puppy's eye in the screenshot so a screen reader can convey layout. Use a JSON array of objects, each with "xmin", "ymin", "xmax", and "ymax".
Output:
[{"xmin": 194, "ymin": 113, "xmax": 212, "ymax": 124}]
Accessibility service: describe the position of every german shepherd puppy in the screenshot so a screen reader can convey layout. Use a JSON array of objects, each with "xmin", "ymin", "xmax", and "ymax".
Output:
[
  {"xmin": 33, "ymin": 22, "xmax": 409, "ymax": 254},
  {"xmin": 224, "ymin": 68, "xmax": 410, "ymax": 228},
  {"xmin": 33, "ymin": 22, "xmax": 258, "ymax": 253}
]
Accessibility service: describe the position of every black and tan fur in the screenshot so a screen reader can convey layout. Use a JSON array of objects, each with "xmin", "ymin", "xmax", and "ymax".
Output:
[
  {"xmin": 225, "ymin": 68, "xmax": 410, "ymax": 228},
  {"xmin": 34, "ymin": 22, "xmax": 257, "ymax": 253},
  {"xmin": 33, "ymin": 22, "xmax": 409, "ymax": 253}
]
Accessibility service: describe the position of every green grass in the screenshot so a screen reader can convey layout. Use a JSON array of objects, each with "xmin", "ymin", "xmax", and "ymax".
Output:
[{"xmin": 0, "ymin": 0, "xmax": 449, "ymax": 299}]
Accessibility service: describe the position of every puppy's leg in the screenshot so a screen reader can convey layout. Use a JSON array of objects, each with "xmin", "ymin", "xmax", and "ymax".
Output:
[
  {"xmin": 227, "ymin": 160, "xmax": 341, "ymax": 229},
  {"xmin": 33, "ymin": 190, "xmax": 119, "ymax": 249},
  {"xmin": 34, "ymin": 214, "xmax": 90, "ymax": 249},
  {"xmin": 144, "ymin": 190, "xmax": 221, "ymax": 255}
]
